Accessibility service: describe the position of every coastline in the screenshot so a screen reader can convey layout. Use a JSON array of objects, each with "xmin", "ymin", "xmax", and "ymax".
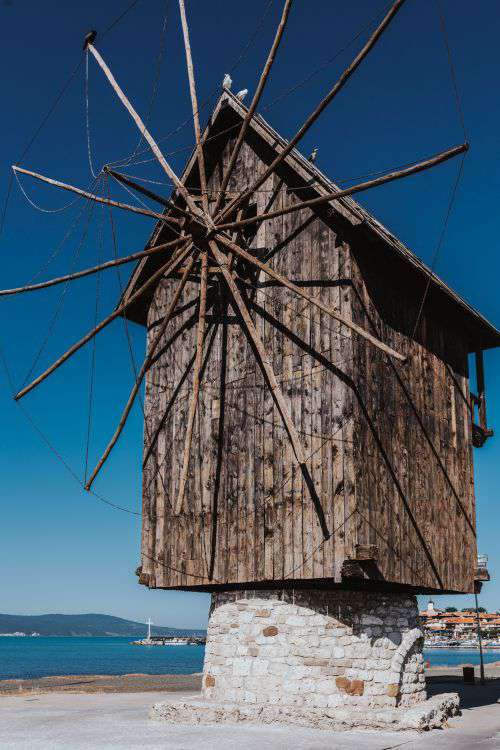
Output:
[{"xmin": 2, "ymin": 663, "xmax": 500, "ymax": 698}]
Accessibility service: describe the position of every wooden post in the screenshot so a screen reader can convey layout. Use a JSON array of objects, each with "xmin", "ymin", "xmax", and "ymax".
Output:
[
  {"xmin": 217, "ymin": 233, "xmax": 405, "ymax": 361},
  {"xmin": 13, "ymin": 166, "xmax": 183, "ymax": 227},
  {"xmin": 88, "ymin": 43, "xmax": 203, "ymax": 219},
  {"xmin": 85, "ymin": 254, "xmax": 197, "ymax": 489},
  {"xmin": 175, "ymin": 250, "xmax": 209, "ymax": 513},
  {"xmin": 15, "ymin": 241, "xmax": 193, "ymax": 400},
  {"xmin": 216, "ymin": 0, "xmax": 406, "ymax": 223},
  {"xmin": 178, "ymin": 0, "xmax": 210, "ymax": 218},
  {"xmin": 474, "ymin": 592, "xmax": 486, "ymax": 685},
  {"xmin": 0, "ymin": 236, "xmax": 188, "ymax": 296},
  {"xmin": 209, "ymin": 239, "xmax": 329, "ymax": 539},
  {"xmin": 213, "ymin": 0, "xmax": 293, "ymax": 214},
  {"xmin": 475, "ymin": 350, "xmax": 487, "ymax": 430},
  {"xmin": 105, "ymin": 167, "xmax": 194, "ymax": 222}
]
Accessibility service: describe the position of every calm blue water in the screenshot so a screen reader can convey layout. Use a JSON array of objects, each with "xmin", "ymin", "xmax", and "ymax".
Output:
[
  {"xmin": 424, "ymin": 648, "xmax": 500, "ymax": 667},
  {"xmin": 0, "ymin": 637, "xmax": 205, "ymax": 680},
  {"xmin": 1, "ymin": 638, "xmax": 498, "ymax": 681}
]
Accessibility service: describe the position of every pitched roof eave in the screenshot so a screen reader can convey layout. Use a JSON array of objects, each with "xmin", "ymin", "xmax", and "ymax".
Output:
[{"xmin": 118, "ymin": 91, "xmax": 500, "ymax": 351}]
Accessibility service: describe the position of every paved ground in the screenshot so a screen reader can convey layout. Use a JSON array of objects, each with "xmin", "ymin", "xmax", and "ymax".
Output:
[{"xmin": 0, "ymin": 679, "xmax": 498, "ymax": 749}]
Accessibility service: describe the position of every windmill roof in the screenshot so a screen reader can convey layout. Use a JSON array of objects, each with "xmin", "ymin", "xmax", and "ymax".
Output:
[{"xmin": 120, "ymin": 90, "xmax": 500, "ymax": 351}]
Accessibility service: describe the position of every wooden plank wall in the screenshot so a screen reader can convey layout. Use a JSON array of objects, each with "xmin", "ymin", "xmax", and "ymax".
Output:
[
  {"xmin": 349, "ymin": 242, "xmax": 477, "ymax": 593},
  {"xmin": 140, "ymin": 132, "xmax": 477, "ymax": 593},
  {"xmin": 141, "ymin": 136, "xmax": 354, "ymax": 588}
]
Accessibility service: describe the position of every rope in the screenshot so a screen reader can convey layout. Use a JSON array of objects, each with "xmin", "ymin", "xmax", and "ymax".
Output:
[
  {"xmin": 101, "ymin": 0, "xmax": 143, "ymax": 38},
  {"xmin": 20, "ymin": 188, "xmax": 100, "ymax": 389},
  {"xmin": 436, "ymin": 0, "xmax": 468, "ymax": 142},
  {"xmin": 411, "ymin": 153, "xmax": 465, "ymax": 338},
  {"xmin": 118, "ymin": 0, "xmax": 170, "ymax": 168},
  {"xmin": 23, "ymin": 197, "xmax": 96, "ymax": 287},
  {"xmin": 115, "ymin": 0, "xmax": 390, "ymax": 170},
  {"xmin": 13, "ymin": 169, "xmax": 84, "ymax": 214},
  {"xmin": 85, "ymin": 50, "xmax": 99, "ymax": 179},
  {"xmin": 84, "ymin": 206, "xmax": 104, "ymax": 482},
  {"xmin": 108, "ymin": 0, "xmax": 275, "ymax": 168}
]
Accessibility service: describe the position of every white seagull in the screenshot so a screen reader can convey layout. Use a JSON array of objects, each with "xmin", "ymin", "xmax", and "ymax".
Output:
[
  {"xmin": 308, "ymin": 147, "xmax": 318, "ymax": 164},
  {"xmin": 222, "ymin": 73, "xmax": 232, "ymax": 90},
  {"xmin": 236, "ymin": 89, "xmax": 248, "ymax": 101}
]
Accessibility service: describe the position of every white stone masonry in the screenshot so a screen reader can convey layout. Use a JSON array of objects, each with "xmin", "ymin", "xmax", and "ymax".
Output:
[{"xmin": 202, "ymin": 589, "xmax": 426, "ymax": 710}]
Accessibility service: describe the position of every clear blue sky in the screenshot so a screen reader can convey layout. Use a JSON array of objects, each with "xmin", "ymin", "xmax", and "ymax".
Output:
[{"xmin": 0, "ymin": 0, "xmax": 498, "ymax": 629}]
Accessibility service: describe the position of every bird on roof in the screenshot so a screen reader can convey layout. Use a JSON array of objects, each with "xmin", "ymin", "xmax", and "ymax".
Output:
[
  {"xmin": 308, "ymin": 147, "xmax": 318, "ymax": 164},
  {"xmin": 236, "ymin": 89, "xmax": 248, "ymax": 101},
  {"xmin": 222, "ymin": 73, "xmax": 232, "ymax": 90},
  {"xmin": 83, "ymin": 30, "xmax": 97, "ymax": 50}
]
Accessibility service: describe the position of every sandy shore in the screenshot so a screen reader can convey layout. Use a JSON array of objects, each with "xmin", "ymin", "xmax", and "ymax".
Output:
[
  {"xmin": 0, "ymin": 672, "xmax": 202, "ymax": 696},
  {"xmin": 1, "ymin": 663, "xmax": 499, "ymax": 697}
]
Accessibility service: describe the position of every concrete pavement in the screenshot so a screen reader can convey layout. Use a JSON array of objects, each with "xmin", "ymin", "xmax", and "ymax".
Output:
[{"xmin": 0, "ymin": 681, "xmax": 498, "ymax": 749}]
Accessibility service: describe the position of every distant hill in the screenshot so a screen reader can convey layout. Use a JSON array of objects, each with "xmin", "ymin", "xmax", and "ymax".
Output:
[{"xmin": 0, "ymin": 613, "xmax": 205, "ymax": 637}]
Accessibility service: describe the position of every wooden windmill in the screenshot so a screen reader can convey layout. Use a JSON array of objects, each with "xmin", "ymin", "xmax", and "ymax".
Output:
[{"xmin": 7, "ymin": 0, "xmax": 498, "ymax": 604}]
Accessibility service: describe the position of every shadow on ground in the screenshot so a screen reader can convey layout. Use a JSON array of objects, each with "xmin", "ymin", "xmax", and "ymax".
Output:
[{"xmin": 427, "ymin": 675, "xmax": 500, "ymax": 710}]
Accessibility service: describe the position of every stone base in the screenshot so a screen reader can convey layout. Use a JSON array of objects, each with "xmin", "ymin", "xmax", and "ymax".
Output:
[
  {"xmin": 202, "ymin": 589, "xmax": 426, "ymax": 710},
  {"xmin": 150, "ymin": 692, "xmax": 460, "ymax": 732}
]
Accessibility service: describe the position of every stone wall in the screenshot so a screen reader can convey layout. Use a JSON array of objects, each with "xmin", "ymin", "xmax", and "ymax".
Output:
[{"xmin": 202, "ymin": 589, "xmax": 426, "ymax": 710}]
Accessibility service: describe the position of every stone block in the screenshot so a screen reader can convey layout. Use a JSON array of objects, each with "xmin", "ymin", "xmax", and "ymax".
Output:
[
  {"xmin": 232, "ymin": 658, "xmax": 251, "ymax": 676},
  {"xmin": 303, "ymin": 657, "xmax": 329, "ymax": 667},
  {"xmin": 262, "ymin": 625, "xmax": 278, "ymax": 637},
  {"xmin": 387, "ymin": 683, "xmax": 400, "ymax": 698}
]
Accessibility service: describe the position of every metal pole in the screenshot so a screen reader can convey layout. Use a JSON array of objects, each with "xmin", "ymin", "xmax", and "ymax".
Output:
[{"xmin": 474, "ymin": 593, "xmax": 485, "ymax": 685}]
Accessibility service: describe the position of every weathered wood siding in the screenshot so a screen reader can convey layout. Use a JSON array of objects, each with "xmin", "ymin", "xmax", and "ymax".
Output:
[
  {"xmin": 348, "ymin": 242, "xmax": 476, "ymax": 592},
  {"xmin": 140, "ymin": 133, "xmax": 477, "ymax": 593}
]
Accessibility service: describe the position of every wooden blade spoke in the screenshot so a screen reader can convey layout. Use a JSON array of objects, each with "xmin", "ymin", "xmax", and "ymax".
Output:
[
  {"xmin": 13, "ymin": 166, "xmax": 183, "ymax": 227},
  {"xmin": 178, "ymin": 0, "xmax": 210, "ymax": 217},
  {"xmin": 0, "ymin": 237, "xmax": 188, "ymax": 297},
  {"xmin": 105, "ymin": 168, "xmax": 194, "ymax": 222},
  {"xmin": 217, "ymin": 233, "xmax": 405, "ymax": 361},
  {"xmin": 85, "ymin": 253, "xmax": 197, "ymax": 490},
  {"xmin": 216, "ymin": 143, "xmax": 468, "ymax": 233},
  {"xmin": 15, "ymin": 241, "xmax": 193, "ymax": 401},
  {"xmin": 143, "ymin": 321, "xmax": 217, "ymax": 469},
  {"xmin": 209, "ymin": 239, "xmax": 329, "ymax": 539},
  {"xmin": 216, "ymin": 0, "xmax": 406, "ymax": 223},
  {"xmin": 174, "ymin": 249, "xmax": 209, "ymax": 513},
  {"xmin": 213, "ymin": 0, "xmax": 294, "ymax": 215},
  {"xmin": 87, "ymin": 43, "xmax": 203, "ymax": 219}
]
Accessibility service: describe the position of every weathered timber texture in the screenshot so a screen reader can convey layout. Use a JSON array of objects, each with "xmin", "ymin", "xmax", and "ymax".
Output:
[{"xmin": 138, "ymin": 121, "xmax": 479, "ymax": 594}]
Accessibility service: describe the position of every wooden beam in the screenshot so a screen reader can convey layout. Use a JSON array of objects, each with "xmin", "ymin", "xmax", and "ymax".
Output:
[
  {"xmin": 0, "ymin": 236, "xmax": 188, "ymax": 296},
  {"xmin": 87, "ymin": 43, "xmax": 203, "ymax": 218},
  {"xmin": 216, "ymin": 0, "xmax": 406, "ymax": 222},
  {"xmin": 216, "ymin": 143, "xmax": 469, "ymax": 232},
  {"xmin": 475, "ymin": 350, "xmax": 487, "ymax": 430},
  {"xmin": 217, "ymin": 234, "xmax": 405, "ymax": 361},
  {"xmin": 174, "ymin": 249, "xmax": 209, "ymax": 513},
  {"xmin": 85, "ymin": 254, "xmax": 197, "ymax": 490},
  {"xmin": 14, "ymin": 241, "xmax": 193, "ymax": 401},
  {"xmin": 105, "ymin": 167, "xmax": 194, "ymax": 222},
  {"xmin": 213, "ymin": 0, "xmax": 294, "ymax": 215},
  {"xmin": 178, "ymin": 0, "xmax": 210, "ymax": 217},
  {"xmin": 209, "ymin": 239, "xmax": 329, "ymax": 539},
  {"xmin": 13, "ymin": 166, "xmax": 183, "ymax": 227},
  {"xmin": 142, "ymin": 321, "xmax": 216, "ymax": 468}
]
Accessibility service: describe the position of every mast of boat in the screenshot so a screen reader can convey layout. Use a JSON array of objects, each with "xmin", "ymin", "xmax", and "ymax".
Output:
[{"xmin": 146, "ymin": 617, "xmax": 153, "ymax": 642}]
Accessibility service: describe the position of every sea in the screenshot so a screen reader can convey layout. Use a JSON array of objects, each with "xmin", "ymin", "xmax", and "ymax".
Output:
[{"xmin": 0, "ymin": 638, "xmax": 498, "ymax": 681}]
